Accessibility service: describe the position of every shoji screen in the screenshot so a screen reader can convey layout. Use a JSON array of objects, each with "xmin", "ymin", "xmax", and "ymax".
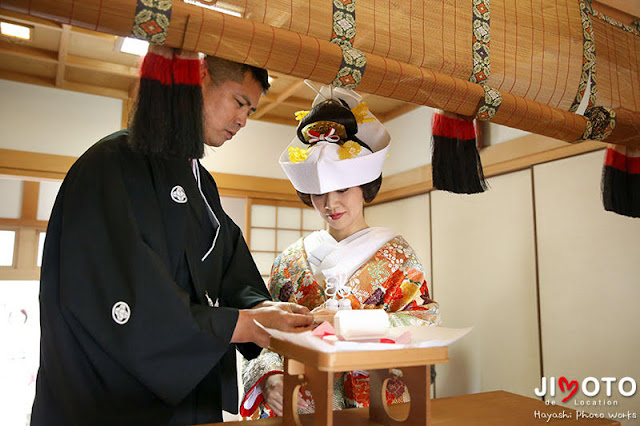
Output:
[
  {"xmin": 431, "ymin": 170, "xmax": 540, "ymax": 398},
  {"xmin": 247, "ymin": 200, "xmax": 325, "ymax": 283}
]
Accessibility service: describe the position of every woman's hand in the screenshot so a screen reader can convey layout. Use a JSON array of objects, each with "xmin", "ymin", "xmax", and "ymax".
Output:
[{"xmin": 260, "ymin": 374, "xmax": 308, "ymax": 416}]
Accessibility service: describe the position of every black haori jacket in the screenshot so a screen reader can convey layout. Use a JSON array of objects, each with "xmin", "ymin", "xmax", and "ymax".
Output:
[{"xmin": 31, "ymin": 130, "xmax": 269, "ymax": 425}]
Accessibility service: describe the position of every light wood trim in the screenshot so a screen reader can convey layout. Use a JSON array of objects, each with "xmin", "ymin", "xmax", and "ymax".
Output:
[
  {"xmin": 209, "ymin": 171, "xmax": 299, "ymax": 200},
  {"xmin": 262, "ymin": 95, "xmax": 311, "ymax": 110},
  {"xmin": 244, "ymin": 198, "xmax": 252, "ymax": 246},
  {"xmin": 21, "ymin": 181, "xmax": 40, "ymax": 221},
  {"xmin": 270, "ymin": 338, "xmax": 449, "ymax": 372},
  {"xmin": 66, "ymin": 54, "xmax": 138, "ymax": 78},
  {"xmin": 15, "ymin": 227, "xmax": 39, "ymax": 269},
  {"xmin": 0, "ymin": 38, "xmax": 58, "ymax": 62},
  {"xmin": 250, "ymin": 198, "xmax": 308, "ymax": 208},
  {"xmin": 0, "ymin": 267, "xmax": 40, "ymax": 280},
  {"xmin": 374, "ymin": 165, "xmax": 434, "ymax": 204},
  {"xmin": 55, "ymin": 24, "xmax": 71, "ymax": 87},
  {"xmin": 0, "ymin": 69, "xmax": 56, "ymax": 90},
  {"xmin": 593, "ymin": 0, "xmax": 640, "ymax": 22},
  {"xmin": 249, "ymin": 114, "xmax": 296, "ymax": 127},
  {"xmin": 252, "ymin": 80, "xmax": 306, "ymax": 120},
  {"xmin": 61, "ymin": 81, "xmax": 129, "ymax": 99},
  {"xmin": 0, "ymin": 134, "xmax": 607, "ymax": 207},
  {"xmin": 0, "ymin": 148, "xmax": 76, "ymax": 180},
  {"xmin": 0, "ymin": 68, "xmax": 130, "ymax": 100},
  {"xmin": 0, "ymin": 218, "xmax": 48, "ymax": 228}
]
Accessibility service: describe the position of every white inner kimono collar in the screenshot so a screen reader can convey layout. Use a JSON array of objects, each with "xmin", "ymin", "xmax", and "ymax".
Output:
[{"xmin": 304, "ymin": 227, "xmax": 397, "ymax": 284}]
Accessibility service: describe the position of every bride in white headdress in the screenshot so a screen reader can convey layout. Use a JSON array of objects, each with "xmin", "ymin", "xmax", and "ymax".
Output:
[{"xmin": 240, "ymin": 86, "xmax": 440, "ymax": 419}]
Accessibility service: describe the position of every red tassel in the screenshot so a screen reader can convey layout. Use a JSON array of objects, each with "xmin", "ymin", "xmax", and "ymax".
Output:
[
  {"xmin": 602, "ymin": 144, "xmax": 640, "ymax": 218},
  {"xmin": 172, "ymin": 51, "xmax": 202, "ymax": 85},
  {"xmin": 431, "ymin": 111, "xmax": 487, "ymax": 194},
  {"xmin": 130, "ymin": 46, "xmax": 204, "ymax": 158},
  {"xmin": 139, "ymin": 47, "xmax": 173, "ymax": 85}
]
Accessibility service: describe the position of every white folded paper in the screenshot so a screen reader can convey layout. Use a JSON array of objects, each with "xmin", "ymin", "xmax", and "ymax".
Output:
[
  {"xmin": 257, "ymin": 320, "xmax": 472, "ymax": 353},
  {"xmin": 334, "ymin": 309, "xmax": 390, "ymax": 340}
]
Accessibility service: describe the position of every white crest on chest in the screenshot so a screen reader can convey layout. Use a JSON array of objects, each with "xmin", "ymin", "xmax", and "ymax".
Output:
[
  {"xmin": 171, "ymin": 185, "xmax": 188, "ymax": 203},
  {"xmin": 112, "ymin": 301, "xmax": 131, "ymax": 325}
]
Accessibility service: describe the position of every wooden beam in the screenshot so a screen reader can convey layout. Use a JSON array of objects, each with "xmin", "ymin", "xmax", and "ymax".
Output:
[
  {"xmin": 209, "ymin": 171, "xmax": 299, "ymax": 201},
  {"xmin": 0, "ymin": 38, "xmax": 58, "ymax": 63},
  {"xmin": 65, "ymin": 55, "xmax": 138, "ymax": 78},
  {"xmin": 593, "ymin": 0, "xmax": 640, "ymax": 21},
  {"xmin": 0, "ymin": 38, "xmax": 136, "ymax": 80},
  {"xmin": 261, "ymin": 95, "xmax": 311, "ymax": 110},
  {"xmin": 0, "ymin": 148, "xmax": 300, "ymax": 201},
  {"xmin": 0, "ymin": 218, "xmax": 48, "ymax": 228},
  {"xmin": 252, "ymin": 80, "xmax": 305, "ymax": 120},
  {"xmin": 20, "ymin": 181, "xmax": 40, "ymax": 221},
  {"xmin": 61, "ymin": 81, "xmax": 129, "ymax": 99},
  {"xmin": 250, "ymin": 114, "xmax": 296, "ymax": 127},
  {"xmin": 0, "ymin": 132, "xmax": 608, "ymax": 207},
  {"xmin": 56, "ymin": 24, "xmax": 71, "ymax": 87},
  {"xmin": 0, "ymin": 69, "xmax": 55, "ymax": 88},
  {"xmin": 0, "ymin": 148, "xmax": 76, "ymax": 180}
]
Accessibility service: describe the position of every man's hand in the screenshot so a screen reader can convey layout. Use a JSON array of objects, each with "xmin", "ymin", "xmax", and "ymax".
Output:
[
  {"xmin": 255, "ymin": 300, "xmax": 310, "ymax": 314},
  {"xmin": 231, "ymin": 302, "xmax": 313, "ymax": 347},
  {"xmin": 310, "ymin": 307, "xmax": 336, "ymax": 327},
  {"xmin": 260, "ymin": 374, "xmax": 308, "ymax": 416}
]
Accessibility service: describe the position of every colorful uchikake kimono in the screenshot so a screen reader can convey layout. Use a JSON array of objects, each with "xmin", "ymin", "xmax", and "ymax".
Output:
[{"xmin": 240, "ymin": 227, "xmax": 440, "ymax": 419}]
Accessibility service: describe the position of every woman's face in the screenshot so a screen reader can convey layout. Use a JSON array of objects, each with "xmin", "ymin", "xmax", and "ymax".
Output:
[{"xmin": 311, "ymin": 186, "xmax": 366, "ymax": 238}]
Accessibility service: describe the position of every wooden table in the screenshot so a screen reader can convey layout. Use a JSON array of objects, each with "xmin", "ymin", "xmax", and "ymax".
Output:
[
  {"xmin": 206, "ymin": 391, "xmax": 621, "ymax": 425},
  {"xmin": 268, "ymin": 337, "xmax": 450, "ymax": 425}
]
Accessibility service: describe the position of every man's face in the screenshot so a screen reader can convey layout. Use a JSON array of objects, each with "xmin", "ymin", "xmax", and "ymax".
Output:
[{"xmin": 201, "ymin": 71, "xmax": 263, "ymax": 147}]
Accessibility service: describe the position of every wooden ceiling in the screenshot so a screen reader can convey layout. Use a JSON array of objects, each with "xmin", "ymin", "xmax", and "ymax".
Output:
[
  {"xmin": 0, "ymin": 8, "xmax": 419, "ymax": 127},
  {"xmin": 1, "ymin": 1, "xmax": 636, "ymax": 128}
]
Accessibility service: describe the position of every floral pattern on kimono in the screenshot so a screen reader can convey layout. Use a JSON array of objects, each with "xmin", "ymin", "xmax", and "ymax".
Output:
[{"xmin": 241, "ymin": 235, "xmax": 440, "ymax": 419}]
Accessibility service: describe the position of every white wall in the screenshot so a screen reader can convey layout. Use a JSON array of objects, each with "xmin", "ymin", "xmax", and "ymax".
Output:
[
  {"xmin": 431, "ymin": 170, "xmax": 541, "ymax": 399},
  {"xmin": 534, "ymin": 150, "xmax": 640, "ymax": 420},
  {"xmin": 0, "ymin": 80, "xmax": 122, "ymax": 157},
  {"xmin": 200, "ymin": 119, "xmax": 293, "ymax": 179},
  {"xmin": 0, "ymin": 79, "xmax": 295, "ymax": 179},
  {"xmin": 0, "ymin": 178, "xmax": 22, "ymax": 219},
  {"xmin": 382, "ymin": 106, "xmax": 434, "ymax": 175}
]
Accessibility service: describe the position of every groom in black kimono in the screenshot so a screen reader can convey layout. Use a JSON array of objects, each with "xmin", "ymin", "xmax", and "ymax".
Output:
[{"xmin": 31, "ymin": 48, "xmax": 313, "ymax": 425}]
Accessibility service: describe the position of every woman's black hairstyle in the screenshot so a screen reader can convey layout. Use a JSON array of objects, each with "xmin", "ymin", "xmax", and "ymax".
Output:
[
  {"xmin": 296, "ymin": 97, "xmax": 373, "ymax": 152},
  {"xmin": 296, "ymin": 174, "xmax": 383, "ymax": 207}
]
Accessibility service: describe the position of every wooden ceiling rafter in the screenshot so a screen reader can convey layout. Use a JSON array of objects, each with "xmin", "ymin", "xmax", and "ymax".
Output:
[
  {"xmin": 55, "ymin": 24, "xmax": 71, "ymax": 87},
  {"xmin": 252, "ymin": 79, "xmax": 306, "ymax": 120}
]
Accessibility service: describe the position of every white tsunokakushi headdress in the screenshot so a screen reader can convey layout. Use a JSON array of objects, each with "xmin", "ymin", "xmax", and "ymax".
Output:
[{"xmin": 279, "ymin": 85, "xmax": 391, "ymax": 195}]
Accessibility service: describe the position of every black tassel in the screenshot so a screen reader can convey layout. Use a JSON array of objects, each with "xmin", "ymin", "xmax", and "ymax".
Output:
[
  {"xmin": 432, "ymin": 111, "xmax": 487, "ymax": 194},
  {"xmin": 602, "ymin": 145, "xmax": 640, "ymax": 218},
  {"xmin": 170, "ymin": 50, "xmax": 204, "ymax": 159},
  {"xmin": 129, "ymin": 46, "xmax": 174, "ymax": 156}
]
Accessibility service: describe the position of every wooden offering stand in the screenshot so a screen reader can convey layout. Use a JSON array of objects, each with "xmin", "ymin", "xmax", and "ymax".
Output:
[{"xmin": 269, "ymin": 337, "xmax": 450, "ymax": 426}]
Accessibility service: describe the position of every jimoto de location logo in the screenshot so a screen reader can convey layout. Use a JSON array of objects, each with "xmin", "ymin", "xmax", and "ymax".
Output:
[{"xmin": 533, "ymin": 376, "xmax": 637, "ymax": 421}]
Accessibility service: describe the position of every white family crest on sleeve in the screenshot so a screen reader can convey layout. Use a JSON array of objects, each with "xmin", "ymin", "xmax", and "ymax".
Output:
[
  {"xmin": 171, "ymin": 185, "xmax": 188, "ymax": 203},
  {"xmin": 112, "ymin": 301, "xmax": 131, "ymax": 325}
]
